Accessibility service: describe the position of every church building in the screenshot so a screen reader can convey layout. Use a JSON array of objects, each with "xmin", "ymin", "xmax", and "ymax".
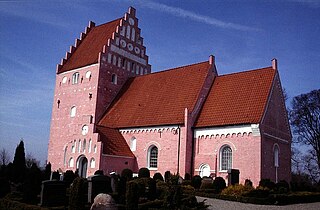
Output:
[{"xmin": 48, "ymin": 7, "xmax": 291, "ymax": 186}]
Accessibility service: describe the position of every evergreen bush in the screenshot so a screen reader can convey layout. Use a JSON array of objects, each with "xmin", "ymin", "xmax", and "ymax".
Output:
[
  {"xmin": 126, "ymin": 180, "xmax": 139, "ymax": 210},
  {"xmin": 23, "ymin": 163, "xmax": 42, "ymax": 204},
  {"xmin": 212, "ymin": 177, "xmax": 226, "ymax": 193},
  {"xmin": 63, "ymin": 170, "xmax": 76, "ymax": 187},
  {"xmin": 221, "ymin": 184, "xmax": 254, "ymax": 196},
  {"xmin": 68, "ymin": 177, "xmax": 86, "ymax": 210},
  {"xmin": 121, "ymin": 168, "xmax": 133, "ymax": 180},
  {"xmin": 259, "ymin": 179, "xmax": 275, "ymax": 190},
  {"xmin": 153, "ymin": 172, "xmax": 164, "ymax": 181},
  {"xmin": 244, "ymin": 179, "xmax": 253, "ymax": 187},
  {"xmin": 138, "ymin": 167, "xmax": 150, "ymax": 178},
  {"xmin": 184, "ymin": 173, "xmax": 191, "ymax": 180},
  {"xmin": 164, "ymin": 170, "xmax": 171, "ymax": 182},
  {"xmin": 275, "ymin": 180, "xmax": 290, "ymax": 193},
  {"xmin": 191, "ymin": 175, "xmax": 202, "ymax": 189}
]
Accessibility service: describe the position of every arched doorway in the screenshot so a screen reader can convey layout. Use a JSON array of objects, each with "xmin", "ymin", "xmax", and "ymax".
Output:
[{"xmin": 77, "ymin": 155, "xmax": 88, "ymax": 178}]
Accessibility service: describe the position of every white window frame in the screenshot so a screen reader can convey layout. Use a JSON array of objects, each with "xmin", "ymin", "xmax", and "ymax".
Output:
[
  {"xmin": 148, "ymin": 145, "xmax": 158, "ymax": 169},
  {"xmin": 220, "ymin": 145, "xmax": 232, "ymax": 171},
  {"xmin": 72, "ymin": 72, "xmax": 79, "ymax": 84}
]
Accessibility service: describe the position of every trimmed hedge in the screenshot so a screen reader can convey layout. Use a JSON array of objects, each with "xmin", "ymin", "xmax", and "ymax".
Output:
[{"xmin": 0, "ymin": 198, "xmax": 50, "ymax": 210}]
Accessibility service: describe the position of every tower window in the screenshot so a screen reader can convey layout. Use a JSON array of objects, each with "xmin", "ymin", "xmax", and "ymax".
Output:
[
  {"xmin": 130, "ymin": 137, "xmax": 136, "ymax": 151},
  {"xmin": 274, "ymin": 145, "xmax": 279, "ymax": 167},
  {"xmin": 70, "ymin": 106, "xmax": 76, "ymax": 117},
  {"xmin": 57, "ymin": 100, "xmax": 60, "ymax": 108},
  {"xmin": 111, "ymin": 74, "xmax": 117, "ymax": 85},
  {"xmin": 72, "ymin": 72, "xmax": 79, "ymax": 84}
]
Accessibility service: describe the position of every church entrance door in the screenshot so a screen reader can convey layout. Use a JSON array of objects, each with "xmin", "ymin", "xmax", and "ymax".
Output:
[{"xmin": 77, "ymin": 156, "xmax": 88, "ymax": 178}]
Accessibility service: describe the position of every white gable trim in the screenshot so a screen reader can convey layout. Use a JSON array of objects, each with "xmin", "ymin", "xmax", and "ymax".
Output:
[
  {"xmin": 194, "ymin": 124, "xmax": 260, "ymax": 138},
  {"xmin": 59, "ymin": 63, "xmax": 99, "ymax": 75},
  {"xmin": 119, "ymin": 125, "xmax": 179, "ymax": 134}
]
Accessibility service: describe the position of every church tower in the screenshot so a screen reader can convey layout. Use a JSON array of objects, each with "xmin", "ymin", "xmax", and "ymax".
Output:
[{"xmin": 48, "ymin": 7, "xmax": 150, "ymax": 177}]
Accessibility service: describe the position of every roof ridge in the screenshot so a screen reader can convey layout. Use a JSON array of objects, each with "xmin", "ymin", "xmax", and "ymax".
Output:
[
  {"xmin": 139, "ymin": 60, "xmax": 209, "ymax": 77},
  {"xmin": 95, "ymin": 17, "xmax": 122, "ymax": 28},
  {"xmin": 219, "ymin": 66, "xmax": 274, "ymax": 77}
]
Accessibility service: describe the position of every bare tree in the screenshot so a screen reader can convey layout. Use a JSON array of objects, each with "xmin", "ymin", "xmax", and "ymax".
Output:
[
  {"xmin": 289, "ymin": 89, "xmax": 320, "ymax": 181},
  {"xmin": 0, "ymin": 148, "xmax": 11, "ymax": 166},
  {"xmin": 26, "ymin": 153, "xmax": 40, "ymax": 168}
]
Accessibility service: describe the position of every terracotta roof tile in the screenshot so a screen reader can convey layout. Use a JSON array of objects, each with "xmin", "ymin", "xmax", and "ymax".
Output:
[
  {"xmin": 195, "ymin": 67, "xmax": 276, "ymax": 127},
  {"xmin": 99, "ymin": 61, "xmax": 212, "ymax": 128},
  {"xmin": 96, "ymin": 125, "xmax": 134, "ymax": 157},
  {"xmin": 59, "ymin": 18, "xmax": 121, "ymax": 73}
]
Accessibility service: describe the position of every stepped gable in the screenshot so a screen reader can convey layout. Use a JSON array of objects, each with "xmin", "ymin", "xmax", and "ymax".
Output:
[
  {"xmin": 57, "ymin": 18, "xmax": 121, "ymax": 73},
  {"xmin": 99, "ymin": 61, "xmax": 212, "ymax": 128},
  {"xmin": 195, "ymin": 67, "xmax": 276, "ymax": 127},
  {"xmin": 96, "ymin": 125, "xmax": 134, "ymax": 157}
]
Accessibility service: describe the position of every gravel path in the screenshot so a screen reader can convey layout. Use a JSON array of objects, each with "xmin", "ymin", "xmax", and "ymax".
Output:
[{"xmin": 196, "ymin": 196, "xmax": 320, "ymax": 210}]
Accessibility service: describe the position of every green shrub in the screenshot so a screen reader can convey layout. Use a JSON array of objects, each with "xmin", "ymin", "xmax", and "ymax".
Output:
[
  {"xmin": 213, "ymin": 177, "xmax": 226, "ymax": 193},
  {"xmin": 245, "ymin": 186, "xmax": 270, "ymax": 198},
  {"xmin": 155, "ymin": 180, "xmax": 169, "ymax": 200},
  {"xmin": 191, "ymin": 175, "xmax": 202, "ymax": 189},
  {"xmin": 181, "ymin": 184, "xmax": 195, "ymax": 195},
  {"xmin": 259, "ymin": 179, "xmax": 275, "ymax": 190},
  {"xmin": 121, "ymin": 168, "xmax": 133, "ymax": 180},
  {"xmin": 63, "ymin": 170, "xmax": 76, "ymax": 187},
  {"xmin": 126, "ymin": 181, "xmax": 139, "ymax": 210},
  {"xmin": 134, "ymin": 177, "xmax": 157, "ymax": 201},
  {"xmin": 200, "ymin": 181, "xmax": 214, "ymax": 190},
  {"xmin": 68, "ymin": 177, "xmax": 86, "ymax": 210},
  {"xmin": 0, "ymin": 177, "xmax": 10, "ymax": 198},
  {"xmin": 221, "ymin": 184, "xmax": 253, "ymax": 196},
  {"xmin": 184, "ymin": 173, "xmax": 191, "ymax": 180},
  {"xmin": 275, "ymin": 180, "xmax": 290, "ymax": 193},
  {"xmin": 138, "ymin": 168, "xmax": 150, "ymax": 178},
  {"xmin": 164, "ymin": 171, "xmax": 171, "ymax": 182},
  {"xmin": 244, "ymin": 179, "xmax": 253, "ymax": 187},
  {"xmin": 153, "ymin": 172, "xmax": 164, "ymax": 181}
]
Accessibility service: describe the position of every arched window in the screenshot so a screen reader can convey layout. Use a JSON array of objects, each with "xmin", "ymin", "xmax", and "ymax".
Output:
[
  {"xmin": 111, "ymin": 74, "xmax": 117, "ymax": 84},
  {"xmin": 88, "ymin": 139, "xmax": 92, "ymax": 153},
  {"xmin": 94, "ymin": 144, "xmax": 97, "ymax": 153},
  {"xmin": 72, "ymin": 72, "xmax": 79, "ymax": 84},
  {"xmin": 126, "ymin": 25, "xmax": 131, "ymax": 39},
  {"xmin": 69, "ymin": 157, "xmax": 74, "ymax": 167},
  {"xmin": 199, "ymin": 164, "xmax": 210, "ymax": 178},
  {"xmin": 63, "ymin": 146, "xmax": 68, "ymax": 166},
  {"xmin": 83, "ymin": 139, "xmax": 86, "ymax": 153},
  {"xmin": 274, "ymin": 145, "xmax": 279, "ymax": 167},
  {"xmin": 70, "ymin": 106, "xmax": 76, "ymax": 117},
  {"xmin": 148, "ymin": 146, "xmax": 158, "ymax": 168},
  {"xmin": 220, "ymin": 145, "xmax": 232, "ymax": 171},
  {"xmin": 90, "ymin": 158, "xmax": 95, "ymax": 168},
  {"xmin": 131, "ymin": 28, "xmax": 135, "ymax": 41},
  {"xmin": 130, "ymin": 137, "xmax": 136, "ymax": 151},
  {"xmin": 78, "ymin": 140, "xmax": 81, "ymax": 153}
]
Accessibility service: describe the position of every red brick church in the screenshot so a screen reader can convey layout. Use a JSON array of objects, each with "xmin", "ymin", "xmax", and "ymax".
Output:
[{"xmin": 48, "ymin": 7, "xmax": 291, "ymax": 186}]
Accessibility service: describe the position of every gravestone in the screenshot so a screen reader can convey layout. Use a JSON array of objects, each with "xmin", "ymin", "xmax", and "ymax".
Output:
[
  {"xmin": 228, "ymin": 169, "xmax": 240, "ymax": 186},
  {"xmin": 87, "ymin": 175, "xmax": 112, "ymax": 203},
  {"xmin": 40, "ymin": 180, "xmax": 67, "ymax": 207}
]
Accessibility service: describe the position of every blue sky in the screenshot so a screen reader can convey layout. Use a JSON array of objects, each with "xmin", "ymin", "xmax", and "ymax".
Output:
[{"xmin": 0, "ymin": 0, "xmax": 319, "ymax": 164}]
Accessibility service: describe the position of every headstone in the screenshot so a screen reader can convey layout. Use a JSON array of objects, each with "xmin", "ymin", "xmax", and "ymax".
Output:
[
  {"xmin": 87, "ymin": 175, "xmax": 112, "ymax": 203},
  {"xmin": 40, "ymin": 180, "xmax": 67, "ymax": 207},
  {"xmin": 228, "ymin": 169, "xmax": 240, "ymax": 186}
]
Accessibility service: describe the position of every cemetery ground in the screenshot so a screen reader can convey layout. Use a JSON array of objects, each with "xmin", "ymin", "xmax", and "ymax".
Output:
[{"xmin": 1, "ymin": 164, "xmax": 320, "ymax": 210}]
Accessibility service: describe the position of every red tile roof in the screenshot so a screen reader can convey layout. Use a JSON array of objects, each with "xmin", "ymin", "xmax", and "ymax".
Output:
[
  {"xmin": 99, "ymin": 61, "xmax": 212, "ymax": 128},
  {"xmin": 58, "ymin": 19, "xmax": 121, "ymax": 73},
  {"xmin": 96, "ymin": 125, "xmax": 135, "ymax": 157},
  {"xmin": 195, "ymin": 67, "xmax": 276, "ymax": 127}
]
